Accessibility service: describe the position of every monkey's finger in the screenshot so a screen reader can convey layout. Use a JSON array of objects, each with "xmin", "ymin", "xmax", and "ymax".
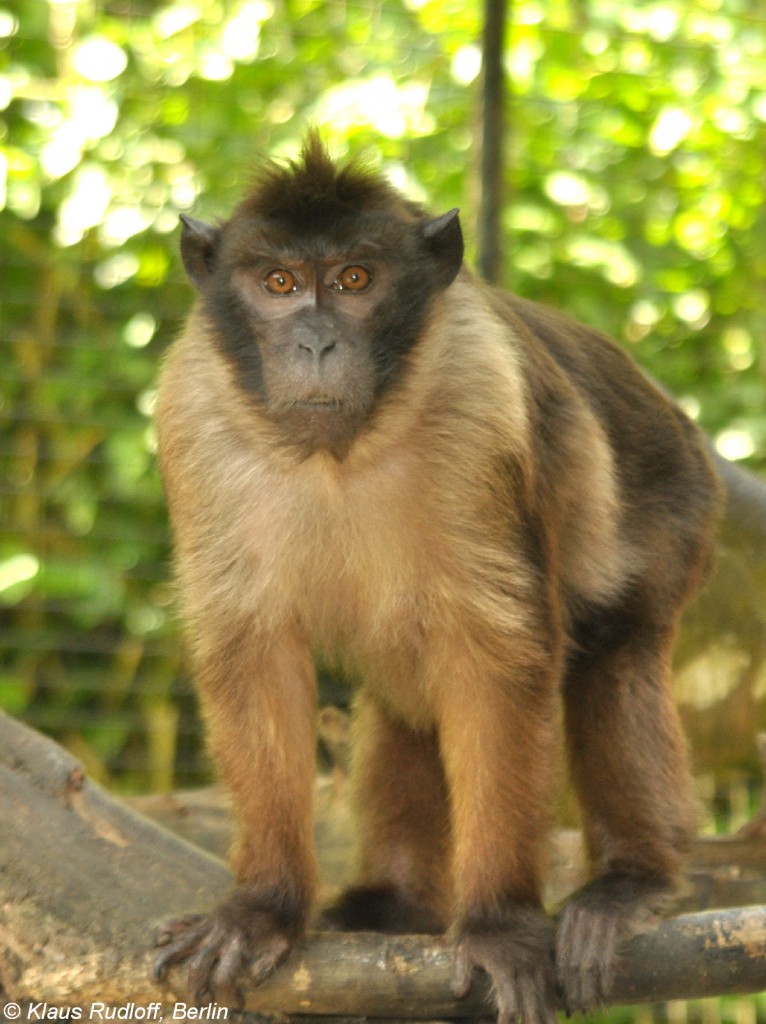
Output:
[
  {"xmin": 248, "ymin": 933, "xmax": 292, "ymax": 987},
  {"xmin": 151, "ymin": 954, "xmax": 172, "ymax": 984},
  {"xmin": 555, "ymin": 908, "xmax": 590, "ymax": 1012},
  {"xmin": 186, "ymin": 927, "xmax": 227, "ymax": 1004},
  {"xmin": 512, "ymin": 969, "xmax": 558, "ymax": 1024},
  {"xmin": 449, "ymin": 948, "xmax": 474, "ymax": 1001},
  {"xmin": 152, "ymin": 919, "xmax": 212, "ymax": 981},
  {"xmin": 560, "ymin": 956, "xmax": 615, "ymax": 1017},
  {"xmin": 492, "ymin": 975, "xmax": 522, "ymax": 1024},
  {"xmin": 559, "ymin": 964, "xmax": 594, "ymax": 1018},
  {"xmin": 213, "ymin": 980, "xmax": 244, "ymax": 1014},
  {"xmin": 211, "ymin": 936, "xmax": 246, "ymax": 1010},
  {"xmin": 493, "ymin": 981, "xmax": 536, "ymax": 1024},
  {"xmin": 154, "ymin": 914, "xmax": 207, "ymax": 948},
  {"xmin": 557, "ymin": 906, "xmax": 622, "ymax": 1013}
]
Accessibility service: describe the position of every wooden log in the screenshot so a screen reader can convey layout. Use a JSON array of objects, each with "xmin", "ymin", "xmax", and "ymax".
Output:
[
  {"xmin": 217, "ymin": 908, "xmax": 766, "ymax": 1014},
  {"xmin": 6, "ymin": 911, "xmax": 766, "ymax": 1015},
  {"xmin": 0, "ymin": 712, "xmax": 231, "ymax": 1006}
]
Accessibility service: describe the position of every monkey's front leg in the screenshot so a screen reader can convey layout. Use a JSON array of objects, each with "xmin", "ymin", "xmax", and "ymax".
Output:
[
  {"xmin": 437, "ymin": 645, "xmax": 559, "ymax": 1024},
  {"xmin": 153, "ymin": 629, "xmax": 318, "ymax": 1006}
]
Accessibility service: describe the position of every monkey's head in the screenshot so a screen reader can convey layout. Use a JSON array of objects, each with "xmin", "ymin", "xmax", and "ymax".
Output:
[{"xmin": 179, "ymin": 135, "xmax": 464, "ymax": 458}]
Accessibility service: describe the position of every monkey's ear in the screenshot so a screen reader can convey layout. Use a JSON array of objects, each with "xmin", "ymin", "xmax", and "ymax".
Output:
[
  {"xmin": 180, "ymin": 214, "xmax": 221, "ymax": 290},
  {"xmin": 422, "ymin": 208, "xmax": 463, "ymax": 287}
]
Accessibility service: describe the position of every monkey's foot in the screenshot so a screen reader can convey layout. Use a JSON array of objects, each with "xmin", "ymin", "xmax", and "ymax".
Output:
[
  {"xmin": 153, "ymin": 887, "xmax": 304, "ymax": 1007},
  {"xmin": 555, "ymin": 871, "xmax": 671, "ymax": 1015},
  {"xmin": 451, "ymin": 903, "xmax": 557, "ymax": 1024},
  {"xmin": 318, "ymin": 883, "xmax": 444, "ymax": 934}
]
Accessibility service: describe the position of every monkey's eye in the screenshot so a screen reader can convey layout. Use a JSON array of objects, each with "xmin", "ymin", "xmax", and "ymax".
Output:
[
  {"xmin": 264, "ymin": 269, "xmax": 298, "ymax": 294},
  {"xmin": 334, "ymin": 266, "xmax": 371, "ymax": 292}
]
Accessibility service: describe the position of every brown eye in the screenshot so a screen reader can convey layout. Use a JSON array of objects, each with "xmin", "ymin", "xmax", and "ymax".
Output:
[
  {"xmin": 335, "ymin": 265, "xmax": 371, "ymax": 291},
  {"xmin": 264, "ymin": 269, "xmax": 297, "ymax": 294}
]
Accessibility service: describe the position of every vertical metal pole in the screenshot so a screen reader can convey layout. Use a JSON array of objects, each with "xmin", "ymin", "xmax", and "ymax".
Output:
[{"xmin": 477, "ymin": 0, "xmax": 508, "ymax": 284}]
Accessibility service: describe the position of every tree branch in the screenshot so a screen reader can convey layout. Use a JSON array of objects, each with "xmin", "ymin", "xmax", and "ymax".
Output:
[{"xmin": 191, "ymin": 910, "xmax": 766, "ymax": 1016}]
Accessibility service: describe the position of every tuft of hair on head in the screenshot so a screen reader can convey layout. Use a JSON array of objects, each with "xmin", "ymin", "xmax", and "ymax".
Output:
[{"xmin": 239, "ymin": 131, "xmax": 416, "ymax": 226}]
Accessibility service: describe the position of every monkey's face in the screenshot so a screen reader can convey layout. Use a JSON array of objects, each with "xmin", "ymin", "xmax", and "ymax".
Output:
[
  {"xmin": 221, "ymin": 241, "xmax": 396, "ymax": 457},
  {"xmin": 179, "ymin": 203, "xmax": 463, "ymax": 459}
]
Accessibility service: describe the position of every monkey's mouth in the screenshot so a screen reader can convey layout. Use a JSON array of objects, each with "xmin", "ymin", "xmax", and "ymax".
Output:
[
  {"xmin": 293, "ymin": 398, "xmax": 343, "ymax": 410},
  {"xmin": 269, "ymin": 394, "xmax": 372, "ymax": 458}
]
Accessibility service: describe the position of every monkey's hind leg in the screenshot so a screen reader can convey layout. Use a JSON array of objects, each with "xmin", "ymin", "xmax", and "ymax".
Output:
[
  {"xmin": 319, "ymin": 694, "xmax": 450, "ymax": 935},
  {"xmin": 556, "ymin": 609, "xmax": 697, "ymax": 1015}
]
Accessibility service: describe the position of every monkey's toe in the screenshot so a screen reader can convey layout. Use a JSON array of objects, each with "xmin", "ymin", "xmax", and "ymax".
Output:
[
  {"xmin": 153, "ymin": 915, "xmax": 212, "ymax": 981},
  {"xmin": 452, "ymin": 905, "xmax": 557, "ymax": 1024},
  {"xmin": 555, "ymin": 902, "xmax": 621, "ymax": 1014},
  {"xmin": 555, "ymin": 872, "xmax": 670, "ymax": 1014},
  {"xmin": 152, "ymin": 890, "xmax": 303, "ymax": 1006}
]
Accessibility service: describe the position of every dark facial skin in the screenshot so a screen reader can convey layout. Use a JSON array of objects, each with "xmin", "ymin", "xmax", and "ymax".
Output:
[
  {"xmin": 229, "ymin": 251, "xmax": 390, "ymax": 455},
  {"xmin": 180, "ymin": 206, "xmax": 463, "ymax": 458}
]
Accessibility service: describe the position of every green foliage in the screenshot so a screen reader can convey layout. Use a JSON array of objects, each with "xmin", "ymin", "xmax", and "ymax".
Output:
[
  {"xmin": 507, "ymin": 0, "xmax": 766, "ymax": 456},
  {"xmin": 1, "ymin": 0, "xmax": 765, "ymax": 790}
]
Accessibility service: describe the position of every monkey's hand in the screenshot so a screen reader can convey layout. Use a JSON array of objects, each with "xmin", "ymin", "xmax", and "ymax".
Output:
[
  {"xmin": 555, "ymin": 871, "xmax": 671, "ymax": 1015},
  {"xmin": 152, "ymin": 887, "xmax": 304, "ymax": 1008},
  {"xmin": 451, "ymin": 904, "xmax": 557, "ymax": 1024}
]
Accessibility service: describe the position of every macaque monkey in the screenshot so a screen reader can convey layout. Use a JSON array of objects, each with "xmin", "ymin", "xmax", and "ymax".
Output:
[{"xmin": 152, "ymin": 135, "xmax": 720, "ymax": 1023}]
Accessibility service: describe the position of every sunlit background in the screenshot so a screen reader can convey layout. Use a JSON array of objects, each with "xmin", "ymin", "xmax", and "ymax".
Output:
[
  {"xmin": 4, "ymin": 0, "xmax": 766, "ymax": 751},
  {"xmin": 4, "ymin": 0, "xmax": 766, "ymax": 770},
  {"xmin": 2, "ymin": 1, "xmax": 766, "ymax": 1019}
]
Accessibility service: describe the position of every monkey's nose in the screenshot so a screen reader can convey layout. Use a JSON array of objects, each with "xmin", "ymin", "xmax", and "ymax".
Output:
[{"xmin": 298, "ymin": 338, "xmax": 337, "ymax": 363}]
